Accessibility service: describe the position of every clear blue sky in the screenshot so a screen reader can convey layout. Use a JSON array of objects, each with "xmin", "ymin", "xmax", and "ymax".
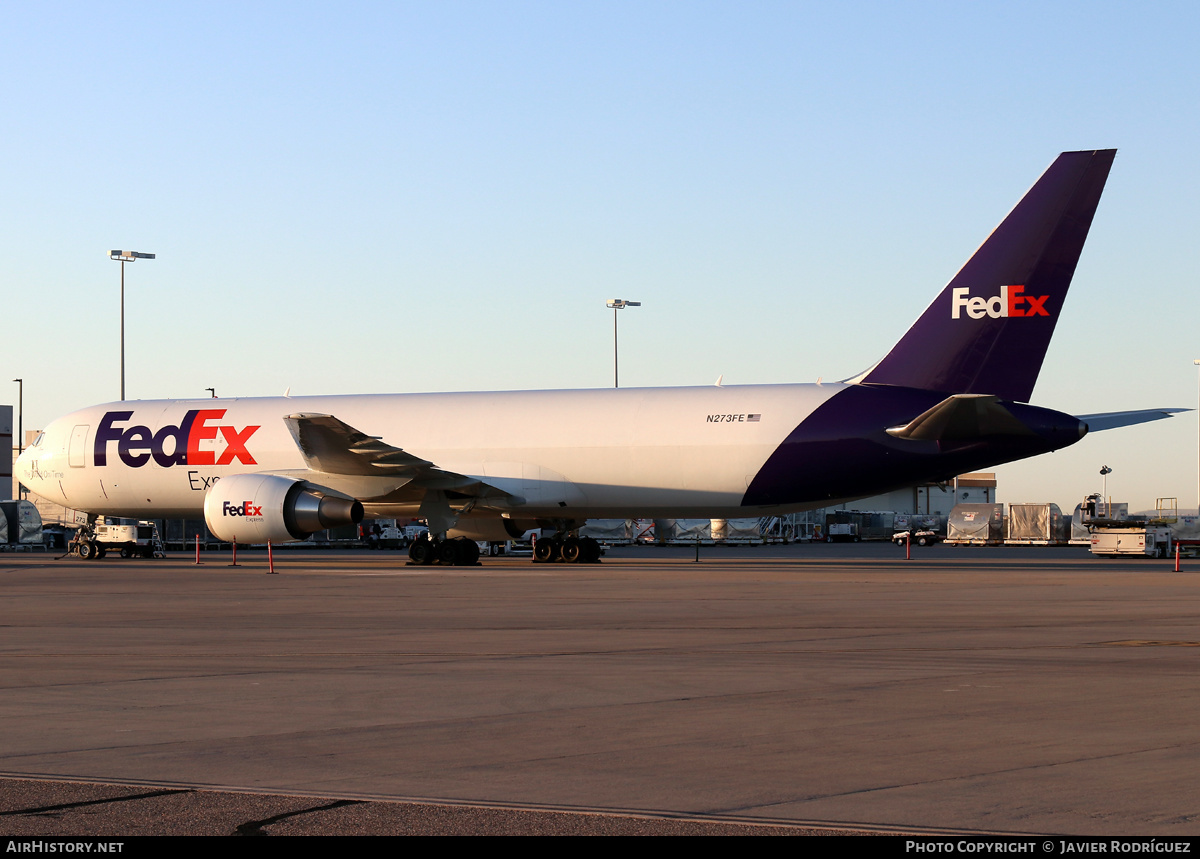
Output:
[{"xmin": 4, "ymin": 1, "xmax": 1198, "ymax": 511}]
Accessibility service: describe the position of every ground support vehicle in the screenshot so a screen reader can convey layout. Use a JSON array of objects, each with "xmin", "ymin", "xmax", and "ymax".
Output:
[
  {"xmin": 364, "ymin": 525, "xmax": 409, "ymax": 550},
  {"xmin": 1083, "ymin": 496, "xmax": 1178, "ymax": 558},
  {"xmin": 892, "ymin": 529, "xmax": 942, "ymax": 547},
  {"xmin": 70, "ymin": 521, "xmax": 165, "ymax": 560},
  {"xmin": 826, "ymin": 523, "xmax": 861, "ymax": 543},
  {"xmin": 1089, "ymin": 526, "xmax": 1172, "ymax": 558}
]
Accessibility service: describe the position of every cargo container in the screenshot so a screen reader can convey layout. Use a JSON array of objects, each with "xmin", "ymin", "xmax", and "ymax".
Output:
[{"xmin": 946, "ymin": 503, "xmax": 1005, "ymax": 545}]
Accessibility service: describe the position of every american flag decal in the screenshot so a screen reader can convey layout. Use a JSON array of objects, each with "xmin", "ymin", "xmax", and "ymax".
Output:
[{"xmin": 748, "ymin": 414, "xmax": 761, "ymax": 422}]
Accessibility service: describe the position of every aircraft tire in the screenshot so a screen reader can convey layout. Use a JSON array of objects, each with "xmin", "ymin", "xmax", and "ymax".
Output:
[
  {"xmin": 436, "ymin": 540, "xmax": 460, "ymax": 565},
  {"xmin": 95, "ymin": 544, "xmax": 107, "ymax": 559},
  {"xmin": 78, "ymin": 541, "xmax": 95, "ymax": 561},
  {"xmin": 560, "ymin": 537, "xmax": 583, "ymax": 564},
  {"xmin": 457, "ymin": 538, "xmax": 480, "ymax": 566},
  {"xmin": 581, "ymin": 536, "xmax": 602, "ymax": 563},
  {"xmin": 533, "ymin": 539, "xmax": 558, "ymax": 563},
  {"xmin": 408, "ymin": 540, "xmax": 434, "ymax": 566}
]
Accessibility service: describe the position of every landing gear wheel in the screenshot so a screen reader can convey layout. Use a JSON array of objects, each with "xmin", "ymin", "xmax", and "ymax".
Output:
[
  {"xmin": 533, "ymin": 539, "xmax": 558, "ymax": 563},
  {"xmin": 95, "ymin": 544, "xmax": 107, "ymax": 559},
  {"xmin": 457, "ymin": 538, "xmax": 480, "ymax": 566},
  {"xmin": 581, "ymin": 536, "xmax": 602, "ymax": 563},
  {"xmin": 78, "ymin": 541, "xmax": 95, "ymax": 561},
  {"xmin": 560, "ymin": 537, "xmax": 583, "ymax": 564},
  {"xmin": 437, "ymin": 540, "xmax": 460, "ymax": 566},
  {"xmin": 408, "ymin": 539, "xmax": 435, "ymax": 565}
]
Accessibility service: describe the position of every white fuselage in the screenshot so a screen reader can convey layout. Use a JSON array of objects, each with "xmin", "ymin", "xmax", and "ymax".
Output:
[{"xmin": 16, "ymin": 383, "xmax": 844, "ymax": 521}]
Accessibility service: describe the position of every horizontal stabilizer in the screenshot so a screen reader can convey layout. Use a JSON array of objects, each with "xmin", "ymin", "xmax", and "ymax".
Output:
[
  {"xmin": 886, "ymin": 394, "xmax": 1036, "ymax": 441},
  {"xmin": 1077, "ymin": 408, "xmax": 1189, "ymax": 432}
]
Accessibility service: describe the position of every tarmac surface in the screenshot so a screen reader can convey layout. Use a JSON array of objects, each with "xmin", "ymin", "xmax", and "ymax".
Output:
[{"xmin": 2, "ymin": 542, "xmax": 1198, "ymax": 836}]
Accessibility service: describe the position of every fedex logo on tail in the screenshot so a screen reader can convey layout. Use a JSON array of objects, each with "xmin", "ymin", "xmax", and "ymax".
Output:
[
  {"xmin": 951, "ymin": 285, "xmax": 1050, "ymax": 320},
  {"xmin": 95, "ymin": 409, "xmax": 260, "ymax": 468}
]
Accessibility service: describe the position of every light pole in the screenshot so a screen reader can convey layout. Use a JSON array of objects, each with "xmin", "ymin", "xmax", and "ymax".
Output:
[
  {"xmin": 1194, "ymin": 359, "xmax": 1200, "ymax": 515},
  {"xmin": 606, "ymin": 299, "xmax": 641, "ymax": 388},
  {"xmin": 109, "ymin": 250, "xmax": 156, "ymax": 400},
  {"xmin": 1100, "ymin": 465, "xmax": 1112, "ymax": 512},
  {"xmin": 12, "ymin": 378, "xmax": 21, "ymax": 455}
]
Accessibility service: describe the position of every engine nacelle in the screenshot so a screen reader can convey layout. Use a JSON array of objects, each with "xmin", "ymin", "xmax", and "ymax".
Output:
[{"xmin": 204, "ymin": 473, "xmax": 364, "ymax": 544}]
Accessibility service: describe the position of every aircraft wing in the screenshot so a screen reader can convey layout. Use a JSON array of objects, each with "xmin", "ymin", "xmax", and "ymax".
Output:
[
  {"xmin": 281, "ymin": 412, "xmax": 512, "ymax": 501},
  {"xmin": 1076, "ymin": 408, "xmax": 1189, "ymax": 432},
  {"xmin": 285, "ymin": 412, "xmax": 435, "ymax": 476}
]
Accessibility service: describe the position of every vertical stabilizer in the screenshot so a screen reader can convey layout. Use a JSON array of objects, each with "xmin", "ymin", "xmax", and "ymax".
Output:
[{"xmin": 861, "ymin": 149, "xmax": 1115, "ymax": 402}]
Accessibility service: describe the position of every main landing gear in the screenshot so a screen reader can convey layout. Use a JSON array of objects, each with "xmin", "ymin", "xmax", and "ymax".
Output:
[
  {"xmin": 533, "ymin": 535, "xmax": 602, "ymax": 564},
  {"xmin": 407, "ymin": 536, "xmax": 480, "ymax": 567}
]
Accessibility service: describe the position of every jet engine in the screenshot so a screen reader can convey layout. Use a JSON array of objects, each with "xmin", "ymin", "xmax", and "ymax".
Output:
[{"xmin": 203, "ymin": 473, "xmax": 363, "ymax": 544}]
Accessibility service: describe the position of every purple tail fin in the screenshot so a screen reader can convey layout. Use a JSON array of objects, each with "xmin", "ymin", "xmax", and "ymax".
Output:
[{"xmin": 861, "ymin": 149, "xmax": 1116, "ymax": 402}]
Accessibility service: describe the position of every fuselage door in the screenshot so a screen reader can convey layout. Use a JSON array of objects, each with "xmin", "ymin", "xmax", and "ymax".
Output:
[{"xmin": 68, "ymin": 425, "xmax": 90, "ymax": 468}]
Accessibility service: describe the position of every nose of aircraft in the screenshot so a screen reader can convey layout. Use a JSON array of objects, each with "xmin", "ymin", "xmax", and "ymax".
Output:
[
  {"xmin": 15, "ymin": 444, "xmax": 33, "ymax": 475},
  {"xmin": 15, "ymin": 430, "xmax": 56, "ymax": 493},
  {"xmin": 14, "ymin": 445, "xmax": 37, "ymax": 498}
]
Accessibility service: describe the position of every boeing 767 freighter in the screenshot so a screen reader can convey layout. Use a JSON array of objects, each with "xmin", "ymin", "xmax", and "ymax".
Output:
[{"xmin": 15, "ymin": 149, "xmax": 1183, "ymax": 564}]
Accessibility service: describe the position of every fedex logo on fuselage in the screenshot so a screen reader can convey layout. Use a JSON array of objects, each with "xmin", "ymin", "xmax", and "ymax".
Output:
[
  {"xmin": 951, "ymin": 284, "xmax": 1050, "ymax": 320},
  {"xmin": 94, "ymin": 409, "xmax": 261, "ymax": 468}
]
